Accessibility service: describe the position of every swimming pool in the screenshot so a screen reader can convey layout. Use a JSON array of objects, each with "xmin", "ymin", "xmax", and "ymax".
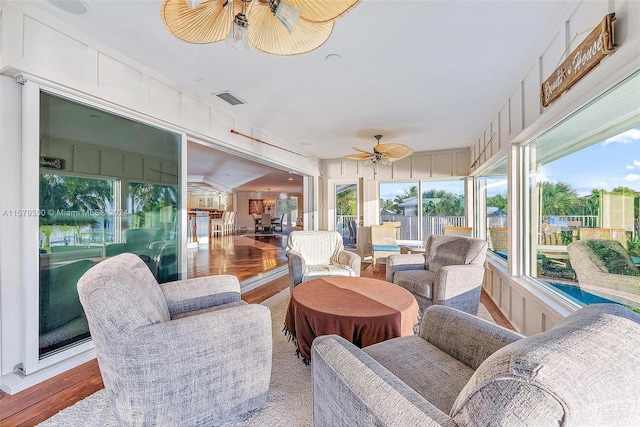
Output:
[{"xmin": 547, "ymin": 282, "xmax": 618, "ymax": 305}]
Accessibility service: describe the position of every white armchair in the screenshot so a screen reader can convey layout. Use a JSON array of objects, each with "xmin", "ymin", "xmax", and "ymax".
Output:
[{"xmin": 286, "ymin": 231, "xmax": 361, "ymax": 291}]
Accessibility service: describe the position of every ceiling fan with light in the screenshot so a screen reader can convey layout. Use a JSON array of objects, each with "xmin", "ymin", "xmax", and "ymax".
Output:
[
  {"xmin": 161, "ymin": 0, "xmax": 360, "ymax": 56},
  {"xmin": 345, "ymin": 135, "xmax": 413, "ymax": 177}
]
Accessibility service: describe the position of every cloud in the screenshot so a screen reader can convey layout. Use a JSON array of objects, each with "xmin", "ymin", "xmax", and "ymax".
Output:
[
  {"xmin": 604, "ymin": 127, "xmax": 640, "ymax": 145},
  {"xmin": 628, "ymin": 160, "xmax": 640, "ymax": 170},
  {"xmin": 623, "ymin": 173, "xmax": 640, "ymax": 182}
]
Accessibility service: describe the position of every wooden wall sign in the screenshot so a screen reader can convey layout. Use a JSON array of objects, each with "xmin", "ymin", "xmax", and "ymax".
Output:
[
  {"xmin": 39, "ymin": 156, "xmax": 66, "ymax": 170},
  {"xmin": 541, "ymin": 13, "xmax": 616, "ymax": 108}
]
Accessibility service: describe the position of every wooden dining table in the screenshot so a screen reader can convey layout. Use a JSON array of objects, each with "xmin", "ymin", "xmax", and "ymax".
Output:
[{"xmin": 284, "ymin": 276, "xmax": 419, "ymax": 363}]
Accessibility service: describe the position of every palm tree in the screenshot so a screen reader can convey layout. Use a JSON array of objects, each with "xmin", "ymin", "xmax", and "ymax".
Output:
[
  {"xmin": 128, "ymin": 183, "xmax": 178, "ymax": 228},
  {"xmin": 40, "ymin": 174, "xmax": 113, "ymax": 248},
  {"xmin": 422, "ymin": 189, "xmax": 465, "ymax": 216},
  {"xmin": 538, "ymin": 181, "xmax": 578, "ymax": 216}
]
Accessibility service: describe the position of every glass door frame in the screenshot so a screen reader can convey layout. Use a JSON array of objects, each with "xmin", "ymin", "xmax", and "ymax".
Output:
[
  {"xmin": 328, "ymin": 178, "xmax": 360, "ymax": 244},
  {"xmin": 21, "ymin": 81, "xmax": 188, "ymax": 374}
]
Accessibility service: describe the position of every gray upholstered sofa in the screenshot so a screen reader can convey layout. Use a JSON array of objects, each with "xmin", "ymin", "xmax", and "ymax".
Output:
[
  {"xmin": 286, "ymin": 230, "xmax": 361, "ymax": 291},
  {"xmin": 312, "ymin": 303, "xmax": 640, "ymax": 426},
  {"xmin": 386, "ymin": 235, "xmax": 488, "ymax": 313},
  {"xmin": 77, "ymin": 253, "xmax": 272, "ymax": 426}
]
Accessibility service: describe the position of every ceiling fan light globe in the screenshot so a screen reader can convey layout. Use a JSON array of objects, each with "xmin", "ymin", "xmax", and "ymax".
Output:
[
  {"xmin": 185, "ymin": 0, "xmax": 205, "ymax": 10},
  {"xmin": 226, "ymin": 14, "xmax": 250, "ymax": 50},
  {"xmin": 380, "ymin": 157, "xmax": 391, "ymax": 166},
  {"xmin": 272, "ymin": 0, "xmax": 302, "ymax": 34},
  {"xmin": 364, "ymin": 158, "xmax": 373, "ymax": 167}
]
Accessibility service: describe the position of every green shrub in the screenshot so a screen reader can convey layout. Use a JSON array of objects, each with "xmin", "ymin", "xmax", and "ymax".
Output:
[{"xmin": 585, "ymin": 240, "xmax": 640, "ymax": 276}]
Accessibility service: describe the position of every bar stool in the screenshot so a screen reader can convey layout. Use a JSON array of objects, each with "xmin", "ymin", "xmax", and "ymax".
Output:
[{"xmin": 210, "ymin": 212, "xmax": 224, "ymax": 237}]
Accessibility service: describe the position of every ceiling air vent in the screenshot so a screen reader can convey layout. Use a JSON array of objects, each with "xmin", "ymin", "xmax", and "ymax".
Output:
[{"xmin": 214, "ymin": 91, "xmax": 246, "ymax": 106}]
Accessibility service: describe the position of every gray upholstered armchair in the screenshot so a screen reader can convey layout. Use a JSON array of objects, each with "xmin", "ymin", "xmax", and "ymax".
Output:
[
  {"xmin": 286, "ymin": 230, "xmax": 361, "ymax": 291},
  {"xmin": 312, "ymin": 303, "xmax": 640, "ymax": 426},
  {"xmin": 77, "ymin": 253, "xmax": 272, "ymax": 426},
  {"xmin": 386, "ymin": 235, "xmax": 488, "ymax": 314},
  {"xmin": 104, "ymin": 227, "xmax": 165, "ymax": 257}
]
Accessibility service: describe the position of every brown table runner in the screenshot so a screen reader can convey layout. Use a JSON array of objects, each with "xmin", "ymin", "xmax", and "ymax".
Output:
[{"xmin": 284, "ymin": 276, "xmax": 419, "ymax": 363}]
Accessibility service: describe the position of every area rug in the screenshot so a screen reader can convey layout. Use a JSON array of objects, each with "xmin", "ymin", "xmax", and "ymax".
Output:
[
  {"xmin": 37, "ymin": 288, "xmax": 313, "ymax": 427},
  {"xmin": 38, "ymin": 290, "xmax": 495, "ymax": 426}
]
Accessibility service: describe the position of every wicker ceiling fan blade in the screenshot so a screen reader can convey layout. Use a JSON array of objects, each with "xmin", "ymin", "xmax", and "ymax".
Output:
[
  {"xmin": 374, "ymin": 143, "xmax": 414, "ymax": 162},
  {"xmin": 248, "ymin": 2, "xmax": 335, "ymax": 56},
  {"xmin": 351, "ymin": 147, "xmax": 374, "ymax": 155},
  {"xmin": 161, "ymin": 0, "xmax": 238, "ymax": 44},
  {"xmin": 344, "ymin": 153, "xmax": 373, "ymax": 160},
  {"xmin": 289, "ymin": 0, "xmax": 361, "ymax": 23}
]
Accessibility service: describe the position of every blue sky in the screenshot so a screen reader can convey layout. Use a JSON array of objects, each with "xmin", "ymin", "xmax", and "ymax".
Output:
[{"xmin": 539, "ymin": 127, "xmax": 640, "ymax": 197}]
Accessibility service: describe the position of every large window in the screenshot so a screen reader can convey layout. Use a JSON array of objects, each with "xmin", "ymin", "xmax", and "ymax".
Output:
[
  {"xmin": 527, "ymin": 126, "xmax": 640, "ymax": 310},
  {"xmin": 379, "ymin": 180, "xmax": 465, "ymax": 242},
  {"xmin": 477, "ymin": 159, "xmax": 509, "ymax": 259},
  {"xmin": 38, "ymin": 91, "xmax": 182, "ymax": 359},
  {"xmin": 524, "ymin": 72, "xmax": 640, "ymax": 311}
]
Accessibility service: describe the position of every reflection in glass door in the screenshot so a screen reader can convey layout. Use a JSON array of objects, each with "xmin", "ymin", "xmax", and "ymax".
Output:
[
  {"xmin": 37, "ymin": 91, "xmax": 182, "ymax": 360},
  {"xmin": 39, "ymin": 174, "xmax": 116, "ymax": 357}
]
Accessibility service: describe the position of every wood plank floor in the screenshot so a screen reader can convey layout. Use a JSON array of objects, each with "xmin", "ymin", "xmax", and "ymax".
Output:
[{"xmin": 0, "ymin": 233, "xmax": 511, "ymax": 426}]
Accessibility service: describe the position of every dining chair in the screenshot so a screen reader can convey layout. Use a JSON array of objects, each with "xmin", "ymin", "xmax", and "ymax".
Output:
[{"xmin": 261, "ymin": 213, "xmax": 272, "ymax": 233}]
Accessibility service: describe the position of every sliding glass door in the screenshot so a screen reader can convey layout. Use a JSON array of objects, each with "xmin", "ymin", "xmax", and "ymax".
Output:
[{"xmin": 35, "ymin": 90, "xmax": 182, "ymax": 362}]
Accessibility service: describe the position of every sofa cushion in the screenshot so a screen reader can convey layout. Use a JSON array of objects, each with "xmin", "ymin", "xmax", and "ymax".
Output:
[
  {"xmin": 393, "ymin": 270, "xmax": 436, "ymax": 299},
  {"xmin": 425, "ymin": 235, "xmax": 487, "ymax": 271},
  {"xmin": 451, "ymin": 303, "xmax": 640, "ymax": 426},
  {"xmin": 364, "ymin": 335, "xmax": 474, "ymax": 413},
  {"xmin": 372, "ymin": 245, "xmax": 401, "ymax": 252}
]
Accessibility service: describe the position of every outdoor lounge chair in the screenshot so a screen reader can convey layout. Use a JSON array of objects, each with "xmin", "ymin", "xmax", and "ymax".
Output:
[{"xmin": 567, "ymin": 239, "xmax": 640, "ymax": 305}]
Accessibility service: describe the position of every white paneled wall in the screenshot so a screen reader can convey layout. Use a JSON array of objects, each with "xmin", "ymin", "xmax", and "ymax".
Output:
[
  {"xmin": 0, "ymin": 3, "xmax": 319, "ymax": 178},
  {"xmin": 42, "ymin": 138, "xmax": 178, "ymax": 184},
  {"xmin": 321, "ymin": 148, "xmax": 470, "ymax": 230}
]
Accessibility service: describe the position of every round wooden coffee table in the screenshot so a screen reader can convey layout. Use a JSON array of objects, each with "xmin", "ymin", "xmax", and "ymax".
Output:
[{"xmin": 284, "ymin": 276, "xmax": 419, "ymax": 363}]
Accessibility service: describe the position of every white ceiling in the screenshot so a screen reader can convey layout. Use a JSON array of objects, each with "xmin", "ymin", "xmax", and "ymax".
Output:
[{"xmin": 26, "ymin": 0, "xmax": 572, "ymax": 193}]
